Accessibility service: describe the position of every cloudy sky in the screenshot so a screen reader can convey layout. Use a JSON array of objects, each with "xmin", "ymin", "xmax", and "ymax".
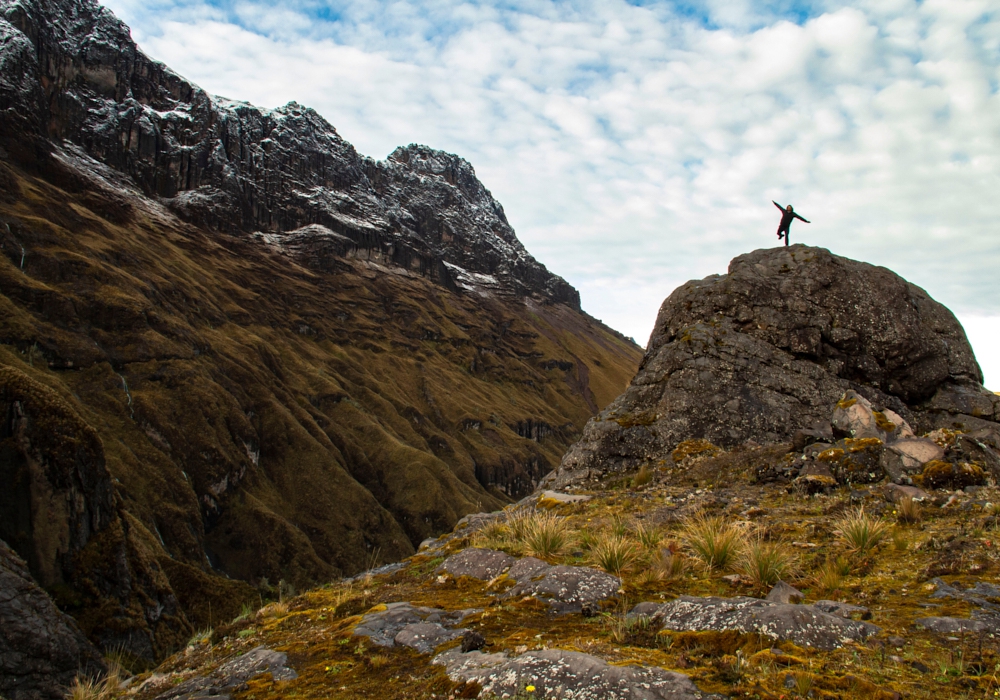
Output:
[{"xmin": 102, "ymin": 0, "xmax": 1000, "ymax": 389}]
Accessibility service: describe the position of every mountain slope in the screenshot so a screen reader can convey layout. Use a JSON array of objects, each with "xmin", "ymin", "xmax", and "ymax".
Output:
[{"xmin": 0, "ymin": 0, "xmax": 642, "ymax": 664}]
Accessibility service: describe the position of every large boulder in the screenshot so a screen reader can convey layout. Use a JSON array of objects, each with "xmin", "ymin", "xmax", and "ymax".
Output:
[
  {"xmin": 1, "ymin": 539, "xmax": 106, "ymax": 700},
  {"xmin": 546, "ymin": 246, "xmax": 998, "ymax": 488}
]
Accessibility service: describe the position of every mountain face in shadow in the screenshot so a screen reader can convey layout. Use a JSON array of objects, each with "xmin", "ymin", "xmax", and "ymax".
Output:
[{"xmin": 0, "ymin": 0, "xmax": 642, "ymax": 663}]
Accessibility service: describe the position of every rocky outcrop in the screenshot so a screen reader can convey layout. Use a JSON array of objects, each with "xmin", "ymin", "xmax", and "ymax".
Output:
[
  {"xmin": 0, "ymin": 539, "xmax": 105, "ymax": 700},
  {"xmin": 547, "ymin": 246, "xmax": 998, "ymax": 488},
  {"xmin": 0, "ymin": 0, "xmax": 577, "ymax": 307}
]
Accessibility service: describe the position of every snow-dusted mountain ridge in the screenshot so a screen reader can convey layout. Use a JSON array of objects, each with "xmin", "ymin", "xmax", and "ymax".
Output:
[{"xmin": 0, "ymin": 0, "xmax": 579, "ymax": 306}]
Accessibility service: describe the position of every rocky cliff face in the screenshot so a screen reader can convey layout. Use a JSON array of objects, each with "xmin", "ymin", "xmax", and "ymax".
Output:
[
  {"xmin": 0, "ymin": 539, "xmax": 106, "ymax": 700},
  {"xmin": 0, "ymin": 0, "xmax": 641, "ymax": 672},
  {"xmin": 0, "ymin": 0, "xmax": 577, "ymax": 306},
  {"xmin": 547, "ymin": 245, "xmax": 999, "ymax": 489}
]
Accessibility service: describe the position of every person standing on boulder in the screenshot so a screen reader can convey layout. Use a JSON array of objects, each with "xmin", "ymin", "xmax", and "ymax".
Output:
[{"xmin": 772, "ymin": 201, "xmax": 809, "ymax": 246}]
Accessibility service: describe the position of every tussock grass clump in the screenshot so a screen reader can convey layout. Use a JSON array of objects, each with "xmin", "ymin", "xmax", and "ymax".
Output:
[
  {"xmin": 632, "ymin": 464, "xmax": 653, "ymax": 489},
  {"xmin": 67, "ymin": 666, "xmax": 122, "ymax": 700},
  {"xmin": 834, "ymin": 507, "xmax": 890, "ymax": 558},
  {"xmin": 259, "ymin": 601, "xmax": 289, "ymax": 618},
  {"xmin": 896, "ymin": 495, "xmax": 921, "ymax": 525},
  {"xmin": 522, "ymin": 512, "xmax": 572, "ymax": 560},
  {"xmin": 633, "ymin": 521, "xmax": 663, "ymax": 550},
  {"xmin": 505, "ymin": 508, "xmax": 536, "ymax": 542},
  {"xmin": 736, "ymin": 537, "xmax": 798, "ymax": 590},
  {"xmin": 186, "ymin": 628, "xmax": 213, "ymax": 647},
  {"xmin": 474, "ymin": 518, "xmax": 513, "ymax": 550},
  {"xmin": 681, "ymin": 514, "xmax": 746, "ymax": 572},
  {"xmin": 650, "ymin": 545, "xmax": 687, "ymax": 582},
  {"xmin": 590, "ymin": 534, "xmax": 639, "ymax": 576}
]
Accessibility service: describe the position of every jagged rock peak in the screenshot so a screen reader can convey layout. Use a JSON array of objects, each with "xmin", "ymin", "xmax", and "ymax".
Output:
[
  {"xmin": 545, "ymin": 245, "xmax": 998, "ymax": 489},
  {"xmin": 0, "ymin": 0, "xmax": 578, "ymax": 307}
]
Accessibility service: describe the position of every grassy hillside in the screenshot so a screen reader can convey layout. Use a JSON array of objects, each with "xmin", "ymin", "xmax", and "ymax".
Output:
[{"xmin": 0, "ymin": 153, "xmax": 641, "ymax": 649}]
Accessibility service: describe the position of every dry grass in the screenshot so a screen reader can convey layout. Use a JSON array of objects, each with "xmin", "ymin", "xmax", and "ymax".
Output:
[
  {"xmin": 632, "ymin": 464, "xmax": 653, "ymax": 488},
  {"xmin": 590, "ymin": 534, "xmax": 639, "ymax": 576},
  {"xmin": 650, "ymin": 545, "xmax": 687, "ymax": 581},
  {"xmin": 66, "ymin": 666, "xmax": 122, "ymax": 700},
  {"xmin": 633, "ymin": 521, "xmax": 663, "ymax": 550},
  {"xmin": 834, "ymin": 508, "xmax": 891, "ymax": 559},
  {"xmin": 681, "ymin": 513, "xmax": 747, "ymax": 572},
  {"xmin": 814, "ymin": 555, "xmax": 851, "ymax": 595},
  {"xmin": 521, "ymin": 512, "xmax": 572, "ymax": 560},
  {"xmin": 259, "ymin": 601, "xmax": 289, "ymax": 618},
  {"xmin": 736, "ymin": 537, "xmax": 799, "ymax": 590},
  {"xmin": 896, "ymin": 496, "xmax": 921, "ymax": 525}
]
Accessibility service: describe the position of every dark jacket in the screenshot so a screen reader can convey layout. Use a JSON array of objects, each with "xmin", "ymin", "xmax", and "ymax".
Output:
[{"xmin": 774, "ymin": 201, "xmax": 809, "ymax": 230}]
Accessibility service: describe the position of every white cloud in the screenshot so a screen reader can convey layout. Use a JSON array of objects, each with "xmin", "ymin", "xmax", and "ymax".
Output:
[{"xmin": 101, "ymin": 0, "xmax": 1000, "ymax": 377}]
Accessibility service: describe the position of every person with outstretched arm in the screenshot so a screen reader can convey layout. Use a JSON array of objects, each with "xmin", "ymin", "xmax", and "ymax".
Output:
[{"xmin": 773, "ymin": 201, "xmax": 809, "ymax": 246}]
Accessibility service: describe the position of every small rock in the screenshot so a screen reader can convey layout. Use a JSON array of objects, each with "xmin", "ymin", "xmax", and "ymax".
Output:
[
  {"xmin": 437, "ymin": 548, "xmax": 516, "ymax": 580},
  {"xmin": 461, "ymin": 630, "xmax": 486, "ymax": 653},
  {"xmin": 783, "ymin": 674, "xmax": 797, "ymax": 689},
  {"xmin": 883, "ymin": 483, "xmax": 929, "ymax": 503},
  {"xmin": 504, "ymin": 559, "xmax": 620, "ymax": 613},
  {"xmin": 538, "ymin": 490, "xmax": 591, "ymax": 503},
  {"xmin": 766, "ymin": 581, "xmax": 804, "ymax": 605},
  {"xmin": 909, "ymin": 660, "xmax": 930, "ymax": 674},
  {"xmin": 353, "ymin": 602, "xmax": 477, "ymax": 649},
  {"xmin": 915, "ymin": 616, "xmax": 1000, "ymax": 635},
  {"xmin": 888, "ymin": 636, "xmax": 906, "ymax": 648},
  {"xmin": 812, "ymin": 600, "xmax": 871, "ymax": 620},
  {"xmin": 394, "ymin": 622, "xmax": 463, "ymax": 654}
]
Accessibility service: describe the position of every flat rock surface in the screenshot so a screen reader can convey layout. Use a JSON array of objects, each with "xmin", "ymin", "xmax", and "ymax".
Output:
[
  {"xmin": 633, "ymin": 596, "xmax": 880, "ymax": 651},
  {"xmin": 437, "ymin": 548, "xmax": 516, "ymax": 580},
  {"xmin": 434, "ymin": 648, "xmax": 721, "ymax": 699},
  {"xmin": 504, "ymin": 559, "xmax": 621, "ymax": 613},
  {"xmin": 353, "ymin": 602, "xmax": 476, "ymax": 652},
  {"xmin": 154, "ymin": 646, "xmax": 297, "ymax": 700}
]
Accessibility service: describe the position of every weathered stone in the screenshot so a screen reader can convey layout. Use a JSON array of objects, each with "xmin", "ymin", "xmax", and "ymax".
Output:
[
  {"xmin": 947, "ymin": 434, "xmax": 1000, "ymax": 478},
  {"xmin": 544, "ymin": 246, "xmax": 998, "ymax": 489},
  {"xmin": 538, "ymin": 490, "xmax": 591, "ymax": 504},
  {"xmin": 434, "ymin": 648, "xmax": 720, "ymax": 700},
  {"xmin": 154, "ymin": 646, "xmax": 297, "ymax": 700},
  {"xmin": 812, "ymin": 600, "xmax": 871, "ymax": 620},
  {"xmin": 506, "ymin": 556, "xmax": 551, "ymax": 582},
  {"xmin": 505, "ymin": 560, "xmax": 620, "ymax": 613},
  {"xmin": 915, "ymin": 617, "xmax": 1000, "ymax": 635},
  {"xmin": 816, "ymin": 438, "xmax": 885, "ymax": 485},
  {"xmin": 832, "ymin": 392, "xmax": 884, "ymax": 440},
  {"xmin": 0, "ymin": 539, "xmax": 106, "ymax": 700},
  {"xmin": 460, "ymin": 629, "xmax": 486, "ymax": 653},
  {"xmin": 918, "ymin": 460, "xmax": 986, "ymax": 490},
  {"xmin": 793, "ymin": 427, "xmax": 834, "ymax": 451},
  {"xmin": 634, "ymin": 596, "xmax": 880, "ymax": 651},
  {"xmin": 881, "ymin": 437, "xmax": 944, "ymax": 482},
  {"xmin": 437, "ymin": 548, "xmax": 515, "ymax": 581},
  {"xmin": 765, "ymin": 581, "xmax": 803, "ymax": 604},
  {"xmin": 393, "ymin": 622, "xmax": 463, "ymax": 654},
  {"xmin": 353, "ymin": 602, "xmax": 476, "ymax": 649},
  {"xmin": 883, "ymin": 483, "xmax": 930, "ymax": 503}
]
